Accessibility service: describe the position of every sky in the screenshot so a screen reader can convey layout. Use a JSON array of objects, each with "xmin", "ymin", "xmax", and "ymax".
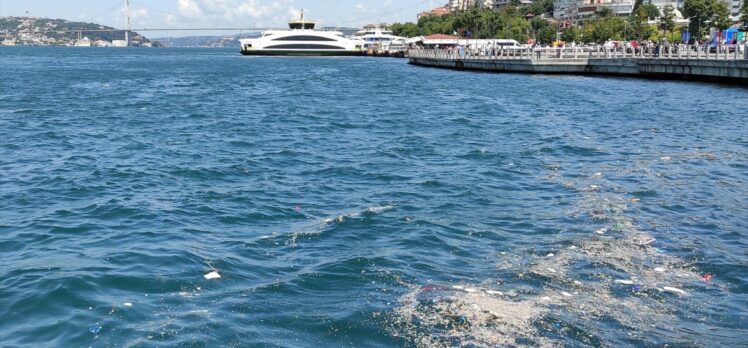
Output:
[{"xmin": 0, "ymin": 0, "xmax": 439, "ymax": 36}]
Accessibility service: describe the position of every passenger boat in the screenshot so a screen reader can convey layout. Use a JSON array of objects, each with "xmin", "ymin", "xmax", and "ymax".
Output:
[
  {"xmin": 355, "ymin": 24, "xmax": 407, "ymax": 56},
  {"xmin": 240, "ymin": 12, "xmax": 363, "ymax": 56}
]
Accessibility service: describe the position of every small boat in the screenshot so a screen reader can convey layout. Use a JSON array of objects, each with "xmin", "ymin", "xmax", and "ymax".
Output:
[{"xmin": 240, "ymin": 11, "xmax": 363, "ymax": 56}]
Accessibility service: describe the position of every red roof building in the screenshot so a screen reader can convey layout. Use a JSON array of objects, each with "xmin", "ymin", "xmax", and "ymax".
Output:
[
  {"xmin": 424, "ymin": 34, "xmax": 460, "ymax": 40},
  {"xmin": 418, "ymin": 6, "xmax": 451, "ymax": 19}
]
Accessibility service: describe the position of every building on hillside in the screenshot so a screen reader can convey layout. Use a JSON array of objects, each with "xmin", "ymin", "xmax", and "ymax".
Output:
[
  {"xmin": 418, "ymin": 5, "xmax": 451, "ymax": 18},
  {"xmin": 554, "ymin": 0, "xmax": 636, "ymax": 23},
  {"xmin": 647, "ymin": 0, "xmax": 690, "ymax": 25},
  {"xmin": 555, "ymin": 0, "xmax": 741, "ymax": 25},
  {"xmin": 728, "ymin": 0, "xmax": 743, "ymax": 20},
  {"xmin": 479, "ymin": 0, "xmax": 533, "ymax": 9},
  {"xmin": 449, "ymin": 0, "xmax": 478, "ymax": 11}
]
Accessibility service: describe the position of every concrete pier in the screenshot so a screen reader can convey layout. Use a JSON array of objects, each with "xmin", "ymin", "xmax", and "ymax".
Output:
[{"xmin": 408, "ymin": 46, "xmax": 748, "ymax": 85}]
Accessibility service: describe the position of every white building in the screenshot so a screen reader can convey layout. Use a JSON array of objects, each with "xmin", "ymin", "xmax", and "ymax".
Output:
[
  {"xmin": 554, "ymin": 0, "xmax": 636, "ymax": 21},
  {"xmin": 555, "ymin": 0, "xmax": 742, "ymax": 22},
  {"xmin": 74, "ymin": 36, "xmax": 92, "ymax": 47},
  {"xmin": 728, "ymin": 0, "xmax": 743, "ymax": 20},
  {"xmin": 449, "ymin": 0, "xmax": 477, "ymax": 11},
  {"xmin": 112, "ymin": 40, "xmax": 128, "ymax": 47},
  {"xmin": 480, "ymin": 0, "xmax": 533, "ymax": 9}
]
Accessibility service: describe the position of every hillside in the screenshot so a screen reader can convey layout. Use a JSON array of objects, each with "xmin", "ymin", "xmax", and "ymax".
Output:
[{"xmin": 0, "ymin": 16, "xmax": 158, "ymax": 46}]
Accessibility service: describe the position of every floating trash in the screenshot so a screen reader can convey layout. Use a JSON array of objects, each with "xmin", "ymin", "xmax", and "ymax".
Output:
[
  {"xmin": 561, "ymin": 291, "xmax": 573, "ymax": 297},
  {"xmin": 88, "ymin": 325, "xmax": 102, "ymax": 334},
  {"xmin": 204, "ymin": 271, "xmax": 221, "ymax": 280},
  {"xmin": 660, "ymin": 156, "xmax": 671, "ymax": 161},
  {"xmin": 595, "ymin": 228, "xmax": 607, "ymax": 235},
  {"xmin": 635, "ymin": 237, "xmax": 656, "ymax": 246},
  {"xmin": 123, "ymin": 302, "xmax": 133, "ymax": 307},
  {"xmin": 702, "ymin": 274, "xmax": 713, "ymax": 282},
  {"xmin": 546, "ymin": 253, "xmax": 555, "ymax": 258},
  {"xmin": 662, "ymin": 287, "xmax": 687, "ymax": 295}
]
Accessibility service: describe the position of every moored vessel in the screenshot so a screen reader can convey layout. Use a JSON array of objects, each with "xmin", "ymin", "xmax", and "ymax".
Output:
[{"xmin": 240, "ymin": 12, "xmax": 363, "ymax": 56}]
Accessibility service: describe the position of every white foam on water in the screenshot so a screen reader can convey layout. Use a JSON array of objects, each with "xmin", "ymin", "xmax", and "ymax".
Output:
[{"xmin": 388, "ymin": 159, "xmax": 710, "ymax": 346}]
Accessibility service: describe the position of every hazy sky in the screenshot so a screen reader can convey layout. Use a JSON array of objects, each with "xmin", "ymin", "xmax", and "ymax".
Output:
[{"xmin": 0, "ymin": 0, "xmax": 437, "ymax": 30}]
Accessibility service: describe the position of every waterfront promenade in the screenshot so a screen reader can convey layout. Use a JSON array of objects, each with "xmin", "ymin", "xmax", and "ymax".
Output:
[{"xmin": 409, "ymin": 45, "xmax": 748, "ymax": 84}]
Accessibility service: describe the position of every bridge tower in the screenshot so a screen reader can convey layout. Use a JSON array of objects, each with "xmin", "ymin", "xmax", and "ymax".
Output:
[{"xmin": 124, "ymin": 0, "xmax": 131, "ymax": 46}]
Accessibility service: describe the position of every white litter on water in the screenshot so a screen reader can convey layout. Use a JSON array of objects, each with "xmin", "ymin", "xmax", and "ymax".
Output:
[
  {"xmin": 123, "ymin": 302, "xmax": 133, "ymax": 307},
  {"xmin": 593, "ymin": 172, "xmax": 603, "ymax": 177},
  {"xmin": 662, "ymin": 287, "xmax": 687, "ymax": 295},
  {"xmin": 204, "ymin": 271, "xmax": 221, "ymax": 280},
  {"xmin": 636, "ymin": 238, "xmax": 656, "ymax": 246},
  {"xmin": 546, "ymin": 253, "xmax": 555, "ymax": 258},
  {"xmin": 596, "ymin": 228, "xmax": 607, "ymax": 235},
  {"xmin": 614, "ymin": 279, "xmax": 634, "ymax": 285},
  {"xmin": 366, "ymin": 205, "xmax": 395, "ymax": 213},
  {"xmin": 660, "ymin": 156, "xmax": 671, "ymax": 161},
  {"xmin": 561, "ymin": 291, "xmax": 573, "ymax": 297}
]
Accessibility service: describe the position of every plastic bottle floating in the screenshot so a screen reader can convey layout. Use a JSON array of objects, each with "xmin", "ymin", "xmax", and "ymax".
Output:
[
  {"xmin": 702, "ymin": 274, "xmax": 714, "ymax": 282},
  {"xmin": 204, "ymin": 271, "xmax": 221, "ymax": 280}
]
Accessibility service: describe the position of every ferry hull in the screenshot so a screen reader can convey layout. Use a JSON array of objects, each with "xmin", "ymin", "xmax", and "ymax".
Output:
[{"xmin": 240, "ymin": 49, "xmax": 364, "ymax": 56}]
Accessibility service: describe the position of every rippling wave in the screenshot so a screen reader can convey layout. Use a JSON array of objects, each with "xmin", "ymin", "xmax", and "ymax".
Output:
[{"xmin": 1, "ymin": 47, "xmax": 747, "ymax": 347}]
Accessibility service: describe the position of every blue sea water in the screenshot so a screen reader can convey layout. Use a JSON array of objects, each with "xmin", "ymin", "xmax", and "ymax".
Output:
[{"xmin": 1, "ymin": 47, "xmax": 747, "ymax": 347}]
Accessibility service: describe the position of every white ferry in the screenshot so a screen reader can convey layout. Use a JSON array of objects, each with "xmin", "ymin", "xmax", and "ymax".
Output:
[
  {"xmin": 355, "ymin": 24, "xmax": 407, "ymax": 56},
  {"xmin": 240, "ymin": 12, "xmax": 363, "ymax": 56}
]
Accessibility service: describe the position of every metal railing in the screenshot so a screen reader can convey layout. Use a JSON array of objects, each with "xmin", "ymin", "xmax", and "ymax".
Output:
[{"xmin": 409, "ymin": 44, "xmax": 748, "ymax": 61}]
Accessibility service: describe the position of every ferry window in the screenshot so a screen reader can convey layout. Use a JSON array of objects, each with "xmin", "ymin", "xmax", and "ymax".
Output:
[
  {"xmin": 265, "ymin": 44, "xmax": 344, "ymax": 50},
  {"xmin": 273, "ymin": 35, "xmax": 336, "ymax": 42}
]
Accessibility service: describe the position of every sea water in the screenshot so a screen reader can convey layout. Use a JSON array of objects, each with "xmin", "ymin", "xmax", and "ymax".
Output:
[{"xmin": 1, "ymin": 47, "xmax": 747, "ymax": 347}]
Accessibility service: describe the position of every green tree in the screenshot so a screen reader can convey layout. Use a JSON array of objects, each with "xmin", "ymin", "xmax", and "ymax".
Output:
[
  {"xmin": 595, "ymin": 7, "xmax": 615, "ymax": 18},
  {"xmin": 537, "ymin": 26, "xmax": 557, "ymax": 44},
  {"xmin": 639, "ymin": 3, "xmax": 661, "ymax": 20},
  {"xmin": 659, "ymin": 5, "xmax": 676, "ymax": 40},
  {"xmin": 711, "ymin": 0, "xmax": 732, "ymax": 31},
  {"xmin": 526, "ymin": 0, "xmax": 554, "ymax": 16},
  {"xmin": 391, "ymin": 22, "xmax": 420, "ymax": 37},
  {"xmin": 581, "ymin": 16, "xmax": 627, "ymax": 43},
  {"xmin": 418, "ymin": 13, "xmax": 456, "ymax": 35},
  {"xmin": 560, "ymin": 27, "xmax": 579, "ymax": 43},
  {"xmin": 497, "ymin": 16, "xmax": 531, "ymax": 42},
  {"xmin": 628, "ymin": 5, "xmax": 658, "ymax": 40},
  {"xmin": 683, "ymin": 0, "xmax": 715, "ymax": 40}
]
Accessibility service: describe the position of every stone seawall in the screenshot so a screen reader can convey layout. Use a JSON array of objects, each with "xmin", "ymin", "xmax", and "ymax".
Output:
[{"xmin": 409, "ymin": 56, "xmax": 748, "ymax": 85}]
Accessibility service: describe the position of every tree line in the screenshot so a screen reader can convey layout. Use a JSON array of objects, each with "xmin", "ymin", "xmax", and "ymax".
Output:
[{"xmin": 389, "ymin": 0, "xmax": 748, "ymax": 44}]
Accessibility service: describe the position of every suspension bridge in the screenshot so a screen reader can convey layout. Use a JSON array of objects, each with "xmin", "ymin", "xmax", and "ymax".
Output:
[{"xmin": 2, "ymin": 0, "xmax": 434, "ymax": 45}]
